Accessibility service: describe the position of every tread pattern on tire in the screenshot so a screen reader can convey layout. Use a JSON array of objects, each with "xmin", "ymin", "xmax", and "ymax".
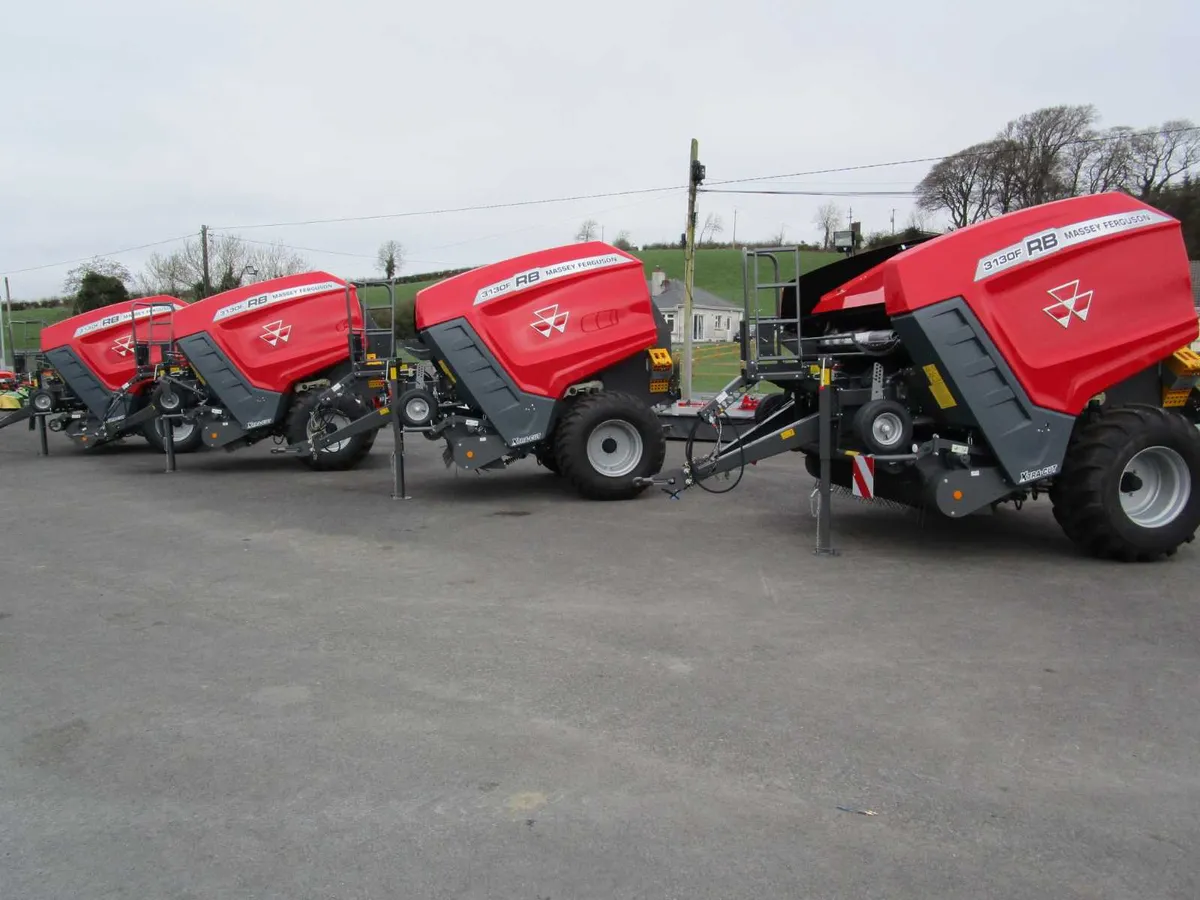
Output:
[
  {"xmin": 286, "ymin": 390, "xmax": 374, "ymax": 472},
  {"xmin": 552, "ymin": 390, "xmax": 666, "ymax": 501},
  {"xmin": 1048, "ymin": 404, "xmax": 1200, "ymax": 562}
]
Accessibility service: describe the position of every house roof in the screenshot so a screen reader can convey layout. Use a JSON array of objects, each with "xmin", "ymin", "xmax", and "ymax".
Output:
[{"xmin": 647, "ymin": 277, "xmax": 740, "ymax": 311}]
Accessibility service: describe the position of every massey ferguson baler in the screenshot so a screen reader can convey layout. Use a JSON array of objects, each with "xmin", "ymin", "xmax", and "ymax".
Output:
[
  {"xmin": 101, "ymin": 272, "xmax": 380, "ymax": 469},
  {"xmin": 646, "ymin": 192, "xmax": 1200, "ymax": 562},
  {"xmin": 296, "ymin": 242, "xmax": 677, "ymax": 499},
  {"xmin": 0, "ymin": 295, "xmax": 201, "ymax": 453}
]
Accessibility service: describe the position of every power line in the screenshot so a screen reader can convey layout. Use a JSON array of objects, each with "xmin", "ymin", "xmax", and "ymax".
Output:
[
  {"xmin": 701, "ymin": 188, "xmax": 916, "ymax": 197},
  {"xmin": 0, "ymin": 233, "xmax": 195, "ymax": 277},
  {"xmin": 708, "ymin": 125, "xmax": 1200, "ymax": 187},
  {"xmin": 211, "ymin": 184, "xmax": 687, "ymax": 232}
]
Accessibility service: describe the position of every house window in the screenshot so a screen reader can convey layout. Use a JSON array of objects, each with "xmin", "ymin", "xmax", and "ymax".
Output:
[
  {"xmin": 664, "ymin": 313, "xmax": 675, "ymax": 331},
  {"xmin": 693, "ymin": 314, "xmax": 705, "ymax": 340}
]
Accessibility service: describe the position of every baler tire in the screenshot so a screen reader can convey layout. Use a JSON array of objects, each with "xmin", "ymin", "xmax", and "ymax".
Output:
[
  {"xmin": 286, "ymin": 390, "xmax": 374, "ymax": 472},
  {"xmin": 535, "ymin": 443, "xmax": 560, "ymax": 475},
  {"xmin": 1049, "ymin": 404, "xmax": 1200, "ymax": 562},
  {"xmin": 142, "ymin": 417, "xmax": 203, "ymax": 454},
  {"xmin": 854, "ymin": 399, "xmax": 913, "ymax": 455},
  {"xmin": 553, "ymin": 391, "xmax": 665, "ymax": 500}
]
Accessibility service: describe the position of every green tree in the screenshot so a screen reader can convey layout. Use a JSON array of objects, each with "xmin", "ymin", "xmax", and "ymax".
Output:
[{"xmin": 73, "ymin": 271, "xmax": 130, "ymax": 316}]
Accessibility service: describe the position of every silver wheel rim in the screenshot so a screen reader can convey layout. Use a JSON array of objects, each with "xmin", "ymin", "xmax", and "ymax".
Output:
[
  {"xmin": 1120, "ymin": 445, "xmax": 1191, "ymax": 528},
  {"xmin": 32, "ymin": 392, "xmax": 53, "ymax": 411},
  {"xmin": 155, "ymin": 419, "xmax": 196, "ymax": 444},
  {"xmin": 586, "ymin": 418, "xmax": 643, "ymax": 478},
  {"xmin": 309, "ymin": 411, "xmax": 351, "ymax": 453},
  {"xmin": 158, "ymin": 391, "xmax": 180, "ymax": 411},
  {"xmin": 871, "ymin": 411, "xmax": 904, "ymax": 447},
  {"xmin": 405, "ymin": 396, "xmax": 431, "ymax": 425}
]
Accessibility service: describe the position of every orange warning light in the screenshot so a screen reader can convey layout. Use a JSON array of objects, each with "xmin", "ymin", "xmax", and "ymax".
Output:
[{"xmin": 953, "ymin": 490, "xmax": 963, "ymax": 500}]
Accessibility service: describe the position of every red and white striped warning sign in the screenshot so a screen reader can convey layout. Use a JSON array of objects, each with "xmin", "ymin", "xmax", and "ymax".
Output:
[{"xmin": 851, "ymin": 455, "xmax": 875, "ymax": 499}]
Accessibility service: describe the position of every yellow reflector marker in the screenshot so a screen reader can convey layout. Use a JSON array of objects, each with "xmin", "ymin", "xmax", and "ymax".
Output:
[
  {"xmin": 1163, "ymin": 387, "xmax": 1191, "ymax": 408},
  {"xmin": 378, "ymin": 407, "xmax": 389, "ymax": 416},
  {"xmin": 780, "ymin": 428, "xmax": 796, "ymax": 440}
]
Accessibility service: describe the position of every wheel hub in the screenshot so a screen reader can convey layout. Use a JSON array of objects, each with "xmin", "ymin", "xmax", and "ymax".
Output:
[
  {"xmin": 308, "ymin": 410, "xmax": 352, "ymax": 453},
  {"xmin": 586, "ymin": 419, "xmax": 643, "ymax": 478},
  {"xmin": 1119, "ymin": 445, "xmax": 1191, "ymax": 528},
  {"xmin": 406, "ymin": 396, "xmax": 430, "ymax": 424},
  {"xmin": 871, "ymin": 412, "xmax": 903, "ymax": 447}
]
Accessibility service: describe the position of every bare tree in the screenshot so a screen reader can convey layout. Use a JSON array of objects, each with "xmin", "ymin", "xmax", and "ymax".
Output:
[
  {"xmin": 1062, "ymin": 126, "xmax": 1135, "ymax": 197},
  {"xmin": 997, "ymin": 104, "xmax": 1098, "ymax": 207},
  {"xmin": 812, "ymin": 202, "xmax": 843, "ymax": 249},
  {"xmin": 1128, "ymin": 119, "xmax": 1200, "ymax": 200},
  {"xmin": 698, "ymin": 212, "xmax": 724, "ymax": 244},
  {"xmin": 137, "ymin": 233, "xmax": 308, "ymax": 296},
  {"xmin": 769, "ymin": 224, "xmax": 788, "ymax": 246},
  {"xmin": 915, "ymin": 142, "xmax": 998, "ymax": 227},
  {"xmin": 612, "ymin": 230, "xmax": 635, "ymax": 251},
  {"xmin": 376, "ymin": 240, "xmax": 404, "ymax": 279},
  {"xmin": 63, "ymin": 257, "xmax": 132, "ymax": 295},
  {"xmin": 252, "ymin": 242, "xmax": 308, "ymax": 280},
  {"xmin": 575, "ymin": 219, "xmax": 599, "ymax": 242}
]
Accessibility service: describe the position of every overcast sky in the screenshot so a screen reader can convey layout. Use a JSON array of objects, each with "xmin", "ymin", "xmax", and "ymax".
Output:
[{"xmin": 2, "ymin": 0, "xmax": 1196, "ymax": 299}]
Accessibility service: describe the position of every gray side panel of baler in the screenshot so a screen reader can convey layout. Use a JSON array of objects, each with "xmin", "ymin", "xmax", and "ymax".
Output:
[
  {"xmin": 421, "ymin": 319, "xmax": 556, "ymax": 445},
  {"xmin": 44, "ymin": 347, "xmax": 115, "ymax": 419},
  {"xmin": 893, "ymin": 298, "xmax": 1076, "ymax": 486},
  {"xmin": 176, "ymin": 334, "xmax": 285, "ymax": 429}
]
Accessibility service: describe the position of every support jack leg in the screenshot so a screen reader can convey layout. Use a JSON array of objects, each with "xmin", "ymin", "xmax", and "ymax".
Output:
[
  {"xmin": 388, "ymin": 374, "xmax": 411, "ymax": 500},
  {"xmin": 813, "ymin": 358, "xmax": 840, "ymax": 557}
]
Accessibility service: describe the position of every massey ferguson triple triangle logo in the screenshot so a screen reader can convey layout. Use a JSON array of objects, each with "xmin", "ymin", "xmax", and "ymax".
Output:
[
  {"xmin": 1043, "ymin": 280, "xmax": 1093, "ymax": 329},
  {"xmin": 111, "ymin": 334, "xmax": 134, "ymax": 357},
  {"xmin": 530, "ymin": 304, "xmax": 569, "ymax": 338},
  {"xmin": 260, "ymin": 319, "xmax": 292, "ymax": 346}
]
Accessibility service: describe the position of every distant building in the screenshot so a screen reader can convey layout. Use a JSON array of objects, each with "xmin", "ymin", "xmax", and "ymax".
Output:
[{"xmin": 647, "ymin": 267, "xmax": 743, "ymax": 344}]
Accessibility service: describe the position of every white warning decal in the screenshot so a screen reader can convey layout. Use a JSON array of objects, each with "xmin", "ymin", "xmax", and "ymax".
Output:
[
  {"xmin": 473, "ymin": 253, "xmax": 630, "ymax": 306},
  {"xmin": 73, "ymin": 303, "xmax": 183, "ymax": 339},
  {"xmin": 212, "ymin": 280, "xmax": 343, "ymax": 322},
  {"xmin": 973, "ymin": 209, "xmax": 1171, "ymax": 281}
]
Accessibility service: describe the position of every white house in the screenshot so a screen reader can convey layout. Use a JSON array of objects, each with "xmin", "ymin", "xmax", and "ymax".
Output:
[{"xmin": 648, "ymin": 268, "xmax": 743, "ymax": 344}]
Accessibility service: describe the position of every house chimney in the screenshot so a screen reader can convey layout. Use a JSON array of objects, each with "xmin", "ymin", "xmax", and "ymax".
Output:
[{"xmin": 651, "ymin": 267, "xmax": 666, "ymax": 296}]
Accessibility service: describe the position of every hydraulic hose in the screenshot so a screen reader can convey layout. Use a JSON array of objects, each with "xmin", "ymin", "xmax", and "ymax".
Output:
[{"xmin": 684, "ymin": 407, "xmax": 748, "ymax": 494}]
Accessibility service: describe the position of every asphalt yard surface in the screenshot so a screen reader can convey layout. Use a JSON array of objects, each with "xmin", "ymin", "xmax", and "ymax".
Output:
[{"xmin": 1, "ymin": 424, "xmax": 1198, "ymax": 899}]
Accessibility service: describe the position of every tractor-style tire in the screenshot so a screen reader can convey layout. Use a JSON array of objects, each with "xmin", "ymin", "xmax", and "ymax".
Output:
[
  {"xmin": 534, "ymin": 442, "xmax": 560, "ymax": 475},
  {"xmin": 142, "ymin": 417, "xmax": 204, "ymax": 454},
  {"xmin": 1049, "ymin": 405, "xmax": 1200, "ymax": 562},
  {"xmin": 286, "ymin": 389, "xmax": 374, "ymax": 472},
  {"xmin": 553, "ymin": 391, "xmax": 666, "ymax": 500}
]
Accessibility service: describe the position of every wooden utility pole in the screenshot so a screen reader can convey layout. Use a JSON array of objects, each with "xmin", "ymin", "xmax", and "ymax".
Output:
[
  {"xmin": 200, "ymin": 225, "xmax": 211, "ymax": 297},
  {"xmin": 0, "ymin": 277, "xmax": 8, "ymax": 369},
  {"xmin": 2, "ymin": 277, "xmax": 13, "ymax": 370},
  {"xmin": 682, "ymin": 139, "xmax": 702, "ymax": 402}
]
